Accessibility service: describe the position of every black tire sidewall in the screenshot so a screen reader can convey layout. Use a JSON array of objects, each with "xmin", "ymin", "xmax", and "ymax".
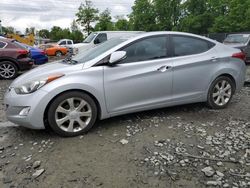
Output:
[
  {"xmin": 47, "ymin": 91, "xmax": 97, "ymax": 137},
  {"xmin": 207, "ymin": 76, "xmax": 235, "ymax": 109},
  {"xmin": 0, "ymin": 61, "xmax": 18, "ymax": 79}
]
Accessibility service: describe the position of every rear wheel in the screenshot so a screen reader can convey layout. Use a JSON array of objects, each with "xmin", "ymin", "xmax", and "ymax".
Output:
[
  {"xmin": 207, "ymin": 76, "xmax": 235, "ymax": 109},
  {"xmin": 48, "ymin": 91, "xmax": 97, "ymax": 137},
  {"xmin": 0, "ymin": 61, "xmax": 18, "ymax": 79},
  {"xmin": 55, "ymin": 51, "xmax": 62, "ymax": 57}
]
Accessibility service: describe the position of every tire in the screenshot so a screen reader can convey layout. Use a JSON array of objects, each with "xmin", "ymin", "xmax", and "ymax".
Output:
[
  {"xmin": 207, "ymin": 76, "xmax": 235, "ymax": 109},
  {"xmin": 47, "ymin": 91, "xmax": 97, "ymax": 137},
  {"xmin": 0, "ymin": 61, "xmax": 18, "ymax": 79},
  {"xmin": 55, "ymin": 51, "xmax": 62, "ymax": 57}
]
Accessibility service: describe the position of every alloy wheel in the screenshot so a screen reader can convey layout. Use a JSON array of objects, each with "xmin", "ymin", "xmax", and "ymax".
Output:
[
  {"xmin": 0, "ymin": 63, "xmax": 16, "ymax": 79},
  {"xmin": 55, "ymin": 97, "xmax": 92, "ymax": 133},
  {"xmin": 212, "ymin": 80, "xmax": 232, "ymax": 106}
]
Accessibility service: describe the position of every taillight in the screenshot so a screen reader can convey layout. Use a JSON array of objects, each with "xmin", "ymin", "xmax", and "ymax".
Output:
[
  {"xmin": 17, "ymin": 49, "xmax": 28, "ymax": 54},
  {"xmin": 232, "ymin": 52, "xmax": 246, "ymax": 61},
  {"xmin": 41, "ymin": 50, "xmax": 46, "ymax": 55}
]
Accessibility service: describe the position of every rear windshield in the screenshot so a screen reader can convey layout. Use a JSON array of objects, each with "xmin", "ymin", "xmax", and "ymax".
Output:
[
  {"xmin": 12, "ymin": 41, "xmax": 27, "ymax": 49},
  {"xmin": 224, "ymin": 34, "xmax": 250, "ymax": 44}
]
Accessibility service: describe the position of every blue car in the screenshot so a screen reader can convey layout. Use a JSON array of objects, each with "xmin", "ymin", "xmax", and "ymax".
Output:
[{"xmin": 19, "ymin": 43, "xmax": 48, "ymax": 65}]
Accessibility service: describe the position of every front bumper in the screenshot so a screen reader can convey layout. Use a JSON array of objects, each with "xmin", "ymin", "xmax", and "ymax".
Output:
[{"xmin": 4, "ymin": 88, "xmax": 50, "ymax": 129}]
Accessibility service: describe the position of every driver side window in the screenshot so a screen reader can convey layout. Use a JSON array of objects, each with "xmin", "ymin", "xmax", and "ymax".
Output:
[{"xmin": 120, "ymin": 36, "xmax": 168, "ymax": 64}]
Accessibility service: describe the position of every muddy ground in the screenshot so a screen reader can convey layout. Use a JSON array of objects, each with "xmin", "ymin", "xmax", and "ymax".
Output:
[{"xmin": 0, "ymin": 65, "xmax": 249, "ymax": 188}]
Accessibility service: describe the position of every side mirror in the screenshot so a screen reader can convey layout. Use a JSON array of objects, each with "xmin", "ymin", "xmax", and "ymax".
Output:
[
  {"xmin": 94, "ymin": 38, "xmax": 100, "ymax": 44},
  {"xmin": 109, "ymin": 51, "xmax": 127, "ymax": 64}
]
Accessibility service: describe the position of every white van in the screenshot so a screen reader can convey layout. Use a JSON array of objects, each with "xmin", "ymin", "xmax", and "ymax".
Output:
[{"xmin": 74, "ymin": 31, "xmax": 143, "ymax": 53}]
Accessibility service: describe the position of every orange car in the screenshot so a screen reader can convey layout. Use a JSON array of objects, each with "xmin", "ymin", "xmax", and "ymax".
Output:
[{"xmin": 39, "ymin": 44, "xmax": 67, "ymax": 57}]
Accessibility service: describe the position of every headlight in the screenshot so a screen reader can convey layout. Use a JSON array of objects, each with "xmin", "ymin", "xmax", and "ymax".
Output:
[{"xmin": 14, "ymin": 74, "xmax": 64, "ymax": 94}]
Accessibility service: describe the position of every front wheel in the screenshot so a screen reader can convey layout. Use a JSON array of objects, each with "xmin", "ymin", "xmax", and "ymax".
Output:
[
  {"xmin": 207, "ymin": 76, "xmax": 235, "ymax": 109},
  {"xmin": 48, "ymin": 91, "xmax": 97, "ymax": 137}
]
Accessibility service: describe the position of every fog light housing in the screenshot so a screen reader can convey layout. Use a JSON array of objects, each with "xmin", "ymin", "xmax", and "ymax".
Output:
[{"xmin": 19, "ymin": 107, "xmax": 31, "ymax": 116}]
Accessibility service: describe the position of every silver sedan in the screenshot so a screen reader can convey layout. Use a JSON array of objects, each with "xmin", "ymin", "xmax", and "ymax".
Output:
[{"xmin": 4, "ymin": 32, "xmax": 246, "ymax": 137}]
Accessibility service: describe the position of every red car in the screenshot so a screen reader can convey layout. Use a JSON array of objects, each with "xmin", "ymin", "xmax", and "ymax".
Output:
[{"xmin": 0, "ymin": 38, "xmax": 33, "ymax": 79}]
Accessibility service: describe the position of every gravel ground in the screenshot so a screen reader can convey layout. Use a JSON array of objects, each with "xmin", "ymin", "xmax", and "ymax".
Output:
[{"xmin": 0, "ymin": 65, "xmax": 249, "ymax": 188}]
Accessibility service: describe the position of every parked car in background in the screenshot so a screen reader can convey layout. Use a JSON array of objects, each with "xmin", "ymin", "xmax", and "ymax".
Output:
[
  {"xmin": 39, "ymin": 44, "xmax": 67, "ymax": 57},
  {"xmin": 223, "ymin": 34, "xmax": 250, "ymax": 64},
  {"xmin": 74, "ymin": 31, "xmax": 144, "ymax": 53},
  {"xmin": 57, "ymin": 39, "xmax": 74, "ymax": 48},
  {"xmin": 4, "ymin": 32, "xmax": 246, "ymax": 136},
  {"xmin": 57, "ymin": 39, "xmax": 78, "ymax": 55},
  {"xmin": 19, "ymin": 43, "xmax": 48, "ymax": 65},
  {"xmin": 0, "ymin": 38, "xmax": 33, "ymax": 79}
]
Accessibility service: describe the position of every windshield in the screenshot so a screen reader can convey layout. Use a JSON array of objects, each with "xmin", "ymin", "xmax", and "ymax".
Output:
[
  {"xmin": 224, "ymin": 34, "xmax": 250, "ymax": 44},
  {"xmin": 72, "ymin": 38, "xmax": 126, "ymax": 63},
  {"xmin": 83, "ymin": 33, "xmax": 98, "ymax": 43}
]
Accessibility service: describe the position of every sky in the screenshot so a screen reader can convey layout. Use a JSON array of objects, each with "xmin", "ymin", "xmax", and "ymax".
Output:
[{"xmin": 0, "ymin": 0, "xmax": 135, "ymax": 33}]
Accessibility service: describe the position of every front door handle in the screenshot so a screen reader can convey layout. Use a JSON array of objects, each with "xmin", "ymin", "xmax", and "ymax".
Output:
[
  {"xmin": 157, "ymin": 65, "xmax": 172, "ymax": 72},
  {"xmin": 211, "ymin": 57, "xmax": 218, "ymax": 62}
]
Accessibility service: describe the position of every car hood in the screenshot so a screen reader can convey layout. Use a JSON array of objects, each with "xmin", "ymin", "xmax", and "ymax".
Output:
[
  {"xmin": 10, "ymin": 61, "xmax": 83, "ymax": 87},
  {"xmin": 74, "ymin": 43, "xmax": 90, "ymax": 47}
]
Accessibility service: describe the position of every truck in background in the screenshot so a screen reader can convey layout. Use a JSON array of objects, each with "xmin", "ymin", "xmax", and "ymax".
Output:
[{"xmin": 57, "ymin": 31, "xmax": 144, "ymax": 55}]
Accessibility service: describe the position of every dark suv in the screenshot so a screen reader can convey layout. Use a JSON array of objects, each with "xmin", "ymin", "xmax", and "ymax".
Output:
[{"xmin": 0, "ymin": 38, "xmax": 33, "ymax": 79}]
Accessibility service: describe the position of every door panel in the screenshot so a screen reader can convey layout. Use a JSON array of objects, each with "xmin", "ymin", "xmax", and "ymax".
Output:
[
  {"xmin": 104, "ymin": 59, "xmax": 173, "ymax": 113},
  {"xmin": 171, "ymin": 51, "xmax": 218, "ymax": 102},
  {"xmin": 169, "ymin": 35, "xmax": 218, "ymax": 102}
]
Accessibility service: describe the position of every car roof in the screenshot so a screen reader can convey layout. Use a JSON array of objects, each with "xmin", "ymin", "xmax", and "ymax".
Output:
[
  {"xmin": 92, "ymin": 31, "xmax": 143, "ymax": 34},
  {"xmin": 0, "ymin": 38, "xmax": 16, "ymax": 43},
  {"xmin": 227, "ymin": 33, "xmax": 250, "ymax": 36},
  {"xmin": 117, "ymin": 31, "xmax": 217, "ymax": 44}
]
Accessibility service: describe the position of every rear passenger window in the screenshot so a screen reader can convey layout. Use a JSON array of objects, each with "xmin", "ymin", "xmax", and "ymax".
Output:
[
  {"xmin": 68, "ymin": 41, "xmax": 73, "ymax": 45},
  {"xmin": 0, "ymin": 42, "xmax": 6, "ymax": 48},
  {"xmin": 172, "ymin": 36, "xmax": 215, "ymax": 57}
]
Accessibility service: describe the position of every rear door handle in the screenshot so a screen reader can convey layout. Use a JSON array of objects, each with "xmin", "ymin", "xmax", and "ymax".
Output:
[{"xmin": 157, "ymin": 65, "xmax": 172, "ymax": 72}]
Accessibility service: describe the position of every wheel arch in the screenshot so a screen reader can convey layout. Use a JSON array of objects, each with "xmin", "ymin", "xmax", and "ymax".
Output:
[
  {"xmin": 0, "ymin": 57, "xmax": 20, "ymax": 70},
  {"xmin": 206, "ymin": 68, "xmax": 238, "ymax": 95},
  {"xmin": 43, "ymin": 89, "xmax": 102, "ymax": 129},
  {"xmin": 55, "ymin": 50, "xmax": 62, "ymax": 56},
  {"xmin": 216, "ymin": 73, "xmax": 236, "ymax": 92}
]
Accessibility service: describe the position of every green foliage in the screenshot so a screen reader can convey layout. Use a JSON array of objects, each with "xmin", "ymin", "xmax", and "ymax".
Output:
[
  {"xmin": 2, "ymin": 26, "xmax": 15, "ymax": 34},
  {"xmin": 154, "ymin": 0, "xmax": 182, "ymax": 31},
  {"xmin": 25, "ymin": 27, "xmax": 35, "ymax": 35},
  {"xmin": 39, "ymin": 29, "xmax": 50, "ymax": 38},
  {"xmin": 114, "ymin": 18, "xmax": 130, "ymax": 31},
  {"xmin": 71, "ymin": 20, "xmax": 79, "ymax": 32},
  {"xmin": 49, "ymin": 26, "xmax": 83, "ymax": 43},
  {"xmin": 130, "ymin": 0, "xmax": 250, "ymax": 34},
  {"xmin": 94, "ymin": 9, "xmax": 114, "ymax": 31},
  {"xmin": 211, "ymin": 0, "xmax": 250, "ymax": 32},
  {"xmin": 130, "ymin": 0, "xmax": 157, "ymax": 31},
  {"xmin": 75, "ymin": 0, "xmax": 99, "ymax": 35}
]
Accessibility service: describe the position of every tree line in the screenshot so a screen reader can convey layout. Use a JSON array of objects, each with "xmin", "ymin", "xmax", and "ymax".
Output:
[
  {"xmin": 2, "ymin": 0, "xmax": 250, "ymax": 43},
  {"xmin": 76, "ymin": 0, "xmax": 250, "ymax": 35}
]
